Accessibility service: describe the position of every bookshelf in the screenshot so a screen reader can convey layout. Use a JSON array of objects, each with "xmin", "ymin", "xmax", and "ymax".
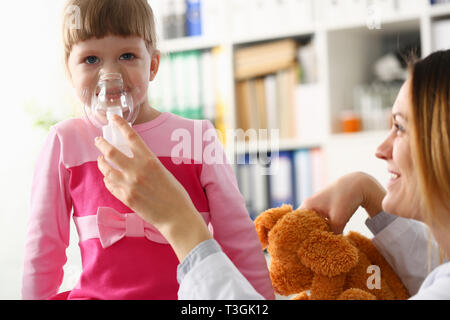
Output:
[
  {"xmin": 159, "ymin": 36, "xmax": 221, "ymax": 53},
  {"xmin": 151, "ymin": 0, "xmax": 450, "ymax": 233}
]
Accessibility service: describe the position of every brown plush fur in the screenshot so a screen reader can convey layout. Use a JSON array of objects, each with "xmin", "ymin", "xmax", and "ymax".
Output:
[{"xmin": 255, "ymin": 205, "xmax": 410, "ymax": 300}]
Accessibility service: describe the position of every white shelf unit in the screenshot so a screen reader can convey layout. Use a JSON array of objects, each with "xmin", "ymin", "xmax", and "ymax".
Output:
[{"xmin": 157, "ymin": 0, "xmax": 450, "ymax": 197}]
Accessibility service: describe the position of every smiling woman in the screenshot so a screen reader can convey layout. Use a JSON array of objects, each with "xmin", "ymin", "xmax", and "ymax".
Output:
[{"xmin": 375, "ymin": 80, "xmax": 422, "ymax": 222}]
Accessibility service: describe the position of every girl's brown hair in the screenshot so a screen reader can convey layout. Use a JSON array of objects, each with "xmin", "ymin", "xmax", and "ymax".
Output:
[
  {"xmin": 62, "ymin": 0, "xmax": 158, "ymax": 67},
  {"xmin": 408, "ymin": 50, "xmax": 450, "ymax": 232}
]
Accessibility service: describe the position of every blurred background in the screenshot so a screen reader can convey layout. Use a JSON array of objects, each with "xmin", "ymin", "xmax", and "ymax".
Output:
[{"xmin": 1, "ymin": 0, "xmax": 450, "ymax": 299}]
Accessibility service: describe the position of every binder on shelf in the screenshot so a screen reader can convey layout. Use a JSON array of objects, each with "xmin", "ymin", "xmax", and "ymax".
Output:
[
  {"xmin": 162, "ymin": 0, "xmax": 186, "ymax": 39},
  {"xmin": 237, "ymin": 154, "xmax": 254, "ymax": 219},
  {"xmin": 149, "ymin": 49, "xmax": 219, "ymax": 121},
  {"xmin": 252, "ymin": 154, "xmax": 270, "ymax": 219},
  {"xmin": 171, "ymin": 52, "xmax": 186, "ymax": 116},
  {"xmin": 268, "ymin": 151, "xmax": 296, "ymax": 208},
  {"xmin": 237, "ymin": 154, "xmax": 270, "ymax": 220},
  {"xmin": 236, "ymin": 148, "xmax": 324, "ymax": 219},
  {"xmin": 293, "ymin": 149, "xmax": 312, "ymax": 208},
  {"xmin": 201, "ymin": 50, "xmax": 216, "ymax": 121},
  {"xmin": 185, "ymin": 50, "xmax": 203, "ymax": 119},
  {"xmin": 186, "ymin": 0, "xmax": 203, "ymax": 37}
]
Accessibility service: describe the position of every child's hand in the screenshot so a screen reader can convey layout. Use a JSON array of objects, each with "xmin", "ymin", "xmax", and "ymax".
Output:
[
  {"xmin": 300, "ymin": 172, "xmax": 386, "ymax": 234},
  {"xmin": 94, "ymin": 115, "xmax": 211, "ymax": 261}
]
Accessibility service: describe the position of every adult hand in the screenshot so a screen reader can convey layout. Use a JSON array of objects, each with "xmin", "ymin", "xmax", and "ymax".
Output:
[
  {"xmin": 300, "ymin": 172, "xmax": 386, "ymax": 234},
  {"xmin": 94, "ymin": 114, "xmax": 212, "ymax": 261}
]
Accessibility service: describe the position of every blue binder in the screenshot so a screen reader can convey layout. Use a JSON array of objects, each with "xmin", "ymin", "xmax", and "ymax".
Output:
[{"xmin": 186, "ymin": 0, "xmax": 202, "ymax": 37}]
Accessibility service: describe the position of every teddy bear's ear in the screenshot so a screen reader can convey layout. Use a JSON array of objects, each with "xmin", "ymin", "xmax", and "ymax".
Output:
[
  {"xmin": 298, "ymin": 230, "xmax": 359, "ymax": 277},
  {"xmin": 254, "ymin": 205, "xmax": 293, "ymax": 249}
]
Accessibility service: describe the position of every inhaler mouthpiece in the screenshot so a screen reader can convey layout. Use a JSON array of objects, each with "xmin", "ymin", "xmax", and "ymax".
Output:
[
  {"xmin": 84, "ymin": 72, "xmax": 139, "ymax": 157},
  {"xmin": 102, "ymin": 106, "xmax": 133, "ymax": 158}
]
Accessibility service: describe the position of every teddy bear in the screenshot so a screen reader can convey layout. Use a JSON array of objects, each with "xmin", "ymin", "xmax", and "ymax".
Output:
[{"xmin": 255, "ymin": 205, "xmax": 410, "ymax": 300}]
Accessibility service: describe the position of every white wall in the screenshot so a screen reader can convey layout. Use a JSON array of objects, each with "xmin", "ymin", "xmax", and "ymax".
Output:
[{"xmin": 0, "ymin": 1, "xmax": 80, "ymax": 299}]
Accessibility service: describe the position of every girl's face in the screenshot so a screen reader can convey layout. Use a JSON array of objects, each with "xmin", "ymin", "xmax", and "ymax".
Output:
[
  {"xmin": 67, "ymin": 35, "xmax": 159, "ymax": 112},
  {"xmin": 376, "ymin": 80, "xmax": 422, "ymax": 221}
]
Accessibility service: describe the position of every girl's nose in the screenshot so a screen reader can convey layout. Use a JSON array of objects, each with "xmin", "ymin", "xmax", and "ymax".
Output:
[{"xmin": 375, "ymin": 131, "xmax": 394, "ymax": 161}]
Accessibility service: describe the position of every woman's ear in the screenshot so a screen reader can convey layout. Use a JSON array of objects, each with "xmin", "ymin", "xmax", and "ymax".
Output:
[
  {"xmin": 298, "ymin": 230, "xmax": 359, "ymax": 277},
  {"xmin": 149, "ymin": 50, "xmax": 160, "ymax": 82},
  {"xmin": 254, "ymin": 205, "xmax": 293, "ymax": 249}
]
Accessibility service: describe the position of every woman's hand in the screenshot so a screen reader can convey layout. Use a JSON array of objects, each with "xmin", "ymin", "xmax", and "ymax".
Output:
[
  {"xmin": 300, "ymin": 172, "xmax": 386, "ymax": 234},
  {"xmin": 94, "ymin": 115, "xmax": 212, "ymax": 261}
]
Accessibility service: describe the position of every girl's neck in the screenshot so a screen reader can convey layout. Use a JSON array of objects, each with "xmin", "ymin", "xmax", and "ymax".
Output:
[{"xmin": 134, "ymin": 100, "xmax": 162, "ymax": 125}]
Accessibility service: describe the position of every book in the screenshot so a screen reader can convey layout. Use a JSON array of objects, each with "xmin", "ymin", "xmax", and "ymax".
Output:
[
  {"xmin": 276, "ymin": 66, "xmax": 297, "ymax": 140},
  {"xmin": 264, "ymin": 75, "xmax": 278, "ymax": 132},
  {"xmin": 235, "ymin": 80, "xmax": 253, "ymax": 133},
  {"xmin": 254, "ymin": 77, "xmax": 268, "ymax": 130},
  {"xmin": 235, "ymin": 66, "xmax": 298, "ymax": 140},
  {"xmin": 234, "ymin": 40, "xmax": 298, "ymax": 80}
]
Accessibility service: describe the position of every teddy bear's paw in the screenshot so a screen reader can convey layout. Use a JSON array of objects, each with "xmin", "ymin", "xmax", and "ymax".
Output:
[
  {"xmin": 338, "ymin": 288, "xmax": 377, "ymax": 300},
  {"xmin": 292, "ymin": 291, "xmax": 310, "ymax": 300}
]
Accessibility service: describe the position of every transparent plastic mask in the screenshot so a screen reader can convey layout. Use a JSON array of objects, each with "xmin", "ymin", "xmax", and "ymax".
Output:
[{"xmin": 83, "ymin": 72, "xmax": 141, "ymax": 129}]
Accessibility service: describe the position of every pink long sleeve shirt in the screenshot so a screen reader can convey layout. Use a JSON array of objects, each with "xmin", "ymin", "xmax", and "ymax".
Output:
[{"xmin": 22, "ymin": 112, "xmax": 274, "ymax": 300}]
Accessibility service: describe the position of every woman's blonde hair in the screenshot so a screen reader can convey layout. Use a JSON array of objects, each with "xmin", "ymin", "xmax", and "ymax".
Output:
[
  {"xmin": 62, "ymin": 0, "xmax": 158, "ymax": 67},
  {"xmin": 408, "ymin": 50, "xmax": 450, "ymax": 261}
]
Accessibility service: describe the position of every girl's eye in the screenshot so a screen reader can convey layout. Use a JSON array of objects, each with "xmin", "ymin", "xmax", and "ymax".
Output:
[
  {"xmin": 120, "ymin": 53, "xmax": 136, "ymax": 61},
  {"xmin": 85, "ymin": 56, "xmax": 99, "ymax": 65}
]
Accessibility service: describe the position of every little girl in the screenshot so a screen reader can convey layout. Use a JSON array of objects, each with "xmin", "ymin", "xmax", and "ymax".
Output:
[{"xmin": 22, "ymin": 0, "xmax": 274, "ymax": 300}]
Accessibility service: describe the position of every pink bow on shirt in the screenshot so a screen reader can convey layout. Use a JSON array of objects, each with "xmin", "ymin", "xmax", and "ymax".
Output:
[{"xmin": 96, "ymin": 207, "xmax": 163, "ymax": 248}]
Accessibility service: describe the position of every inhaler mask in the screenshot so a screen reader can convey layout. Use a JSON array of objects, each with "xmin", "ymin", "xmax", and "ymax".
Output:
[{"xmin": 83, "ymin": 72, "xmax": 141, "ymax": 158}]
